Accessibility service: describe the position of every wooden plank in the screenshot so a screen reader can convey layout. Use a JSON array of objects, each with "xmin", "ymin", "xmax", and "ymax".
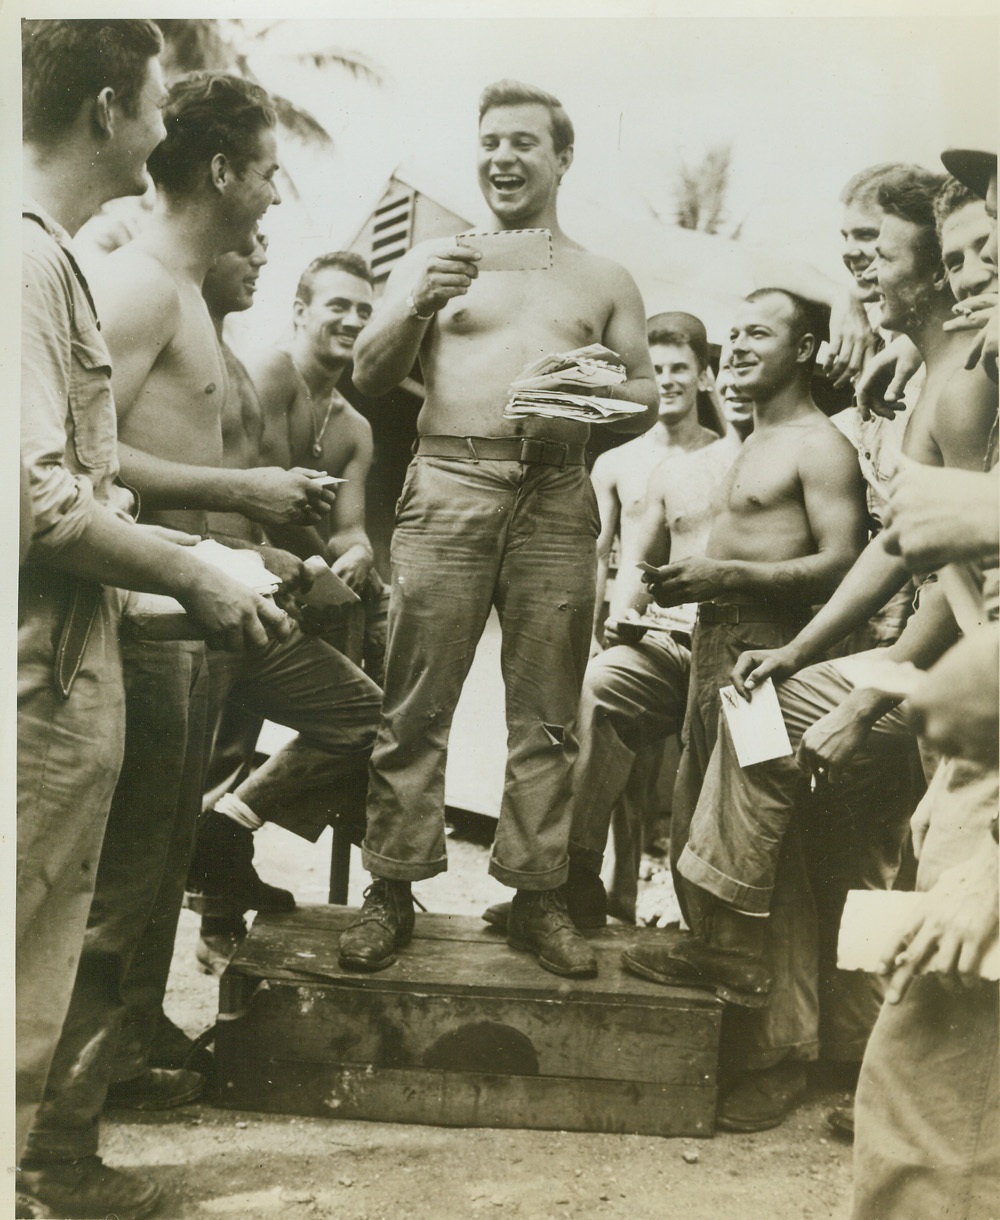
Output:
[
  {"xmin": 233, "ymin": 906, "xmax": 717, "ymax": 1009},
  {"xmin": 215, "ymin": 1058, "xmax": 716, "ymax": 1139},
  {"xmin": 217, "ymin": 980, "xmax": 719, "ymax": 1086}
]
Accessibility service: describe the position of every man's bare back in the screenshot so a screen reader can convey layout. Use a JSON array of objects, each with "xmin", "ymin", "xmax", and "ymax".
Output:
[{"xmin": 96, "ymin": 241, "xmax": 227, "ymax": 534}]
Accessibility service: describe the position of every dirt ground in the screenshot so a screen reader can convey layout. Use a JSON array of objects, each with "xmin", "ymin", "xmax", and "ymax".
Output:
[{"xmin": 94, "ymin": 820, "xmax": 855, "ymax": 1220}]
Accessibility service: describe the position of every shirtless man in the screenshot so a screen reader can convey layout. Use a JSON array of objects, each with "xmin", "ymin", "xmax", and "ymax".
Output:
[
  {"xmin": 20, "ymin": 72, "xmax": 303, "ymax": 1189},
  {"xmin": 17, "ymin": 31, "xmax": 288, "ymax": 1216},
  {"xmin": 651, "ymin": 167, "xmax": 998, "ymax": 1133},
  {"xmin": 185, "ymin": 238, "xmax": 380, "ymax": 972},
  {"xmin": 618, "ymin": 287, "xmax": 869, "ymax": 1128},
  {"xmin": 339, "ymin": 79, "xmax": 657, "ymax": 979},
  {"xmin": 250, "ymin": 250, "xmax": 387, "ymax": 680},
  {"xmin": 483, "ymin": 312, "xmax": 739, "ymax": 928}
]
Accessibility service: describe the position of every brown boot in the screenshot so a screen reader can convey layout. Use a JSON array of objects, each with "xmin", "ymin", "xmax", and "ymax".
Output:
[
  {"xmin": 483, "ymin": 858, "xmax": 608, "ymax": 932},
  {"xmin": 338, "ymin": 878, "xmax": 415, "ymax": 972},
  {"xmin": 716, "ymin": 1061, "xmax": 808, "ymax": 1131},
  {"xmin": 507, "ymin": 888, "xmax": 598, "ymax": 978},
  {"xmin": 621, "ymin": 905, "xmax": 771, "ymax": 1007},
  {"xmin": 16, "ymin": 1157, "xmax": 160, "ymax": 1220}
]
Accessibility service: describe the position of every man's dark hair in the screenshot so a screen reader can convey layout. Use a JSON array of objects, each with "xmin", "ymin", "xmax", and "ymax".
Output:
[
  {"xmin": 646, "ymin": 311, "xmax": 710, "ymax": 371},
  {"xmin": 146, "ymin": 72, "xmax": 277, "ymax": 198},
  {"xmin": 876, "ymin": 167, "xmax": 948, "ymax": 272},
  {"xmin": 296, "ymin": 251, "xmax": 374, "ymax": 304},
  {"xmin": 839, "ymin": 162, "xmax": 931, "ymax": 211},
  {"xmin": 22, "ymin": 19, "xmax": 163, "ymax": 145},
  {"xmin": 933, "ymin": 175, "xmax": 981, "ymax": 236},
  {"xmin": 478, "ymin": 80, "xmax": 574, "ymax": 154},
  {"xmin": 744, "ymin": 288, "xmax": 830, "ymax": 367}
]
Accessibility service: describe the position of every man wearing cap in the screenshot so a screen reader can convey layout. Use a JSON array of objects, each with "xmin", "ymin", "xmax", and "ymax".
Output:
[
  {"xmin": 850, "ymin": 145, "xmax": 999, "ymax": 1220},
  {"xmin": 339, "ymin": 79, "xmax": 658, "ymax": 980}
]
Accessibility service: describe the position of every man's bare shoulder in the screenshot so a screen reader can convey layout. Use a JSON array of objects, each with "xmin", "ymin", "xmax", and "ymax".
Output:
[
  {"xmin": 795, "ymin": 411, "xmax": 868, "ymax": 477},
  {"xmin": 592, "ymin": 433, "xmax": 652, "ymax": 485},
  {"xmin": 243, "ymin": 346, "xmax": 303, "ymax": 408},
  {"xmin": 95, "ymin": 244, "xmax": 180, "ymax": 325}
]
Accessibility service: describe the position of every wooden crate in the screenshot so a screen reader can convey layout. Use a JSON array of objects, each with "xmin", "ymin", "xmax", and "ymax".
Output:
[{"xmin": 215, "ymin": 905, "xmax": 722, "ymax": 1138}]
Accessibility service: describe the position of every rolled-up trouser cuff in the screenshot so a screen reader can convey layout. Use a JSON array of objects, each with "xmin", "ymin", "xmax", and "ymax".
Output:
[
  {"xmin": 677, "ymin": 843, "xmax": 773, "ymax": 915},
  {"xmin": 488, "ymin": 856, "xmax": 568, "ymax": 891},
  {"xmin": 360, "ymin": 843, "xmax": 448, "ymax": 883}
]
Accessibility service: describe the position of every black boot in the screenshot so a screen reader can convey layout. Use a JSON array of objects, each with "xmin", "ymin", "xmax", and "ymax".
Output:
[
  {"xmin": 621, "ymin": 905, "xmax": 772, "ymax": 1007},
  {"xmin": 507, "ymin": 887, "xmax": 598, "ymax": 978},
  {"xmin": 338, "ymin": 879, "xmax": 415, "ymax": 972},
  {"xmin": 185, "ymin": 811, "xmax": 295, "ymax": 915}
]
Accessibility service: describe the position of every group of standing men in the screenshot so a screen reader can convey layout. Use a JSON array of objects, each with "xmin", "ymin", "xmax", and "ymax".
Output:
[{"xmin": 15, "ymin": 17, "xmax": 998, "ymax": 1220}]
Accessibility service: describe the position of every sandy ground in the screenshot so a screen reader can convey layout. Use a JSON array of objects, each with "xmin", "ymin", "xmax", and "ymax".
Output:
[{"xmin": 96, "ymin": 821, "xmax": 856, "ymax": 1220}]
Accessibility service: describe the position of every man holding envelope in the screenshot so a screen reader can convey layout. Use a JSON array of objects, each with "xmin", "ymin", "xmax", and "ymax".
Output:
[{"xmin": 340, "ymin": 79, "xmax": 657, "ymax": 978}]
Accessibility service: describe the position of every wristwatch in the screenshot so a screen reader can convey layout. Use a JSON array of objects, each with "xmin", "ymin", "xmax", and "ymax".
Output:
[{"xmin": 406, "ymin": 290, "xmax": 435, "ymax": 321}]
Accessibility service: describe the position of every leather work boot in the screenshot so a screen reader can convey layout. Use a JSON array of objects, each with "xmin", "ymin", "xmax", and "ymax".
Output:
[
  {"xmin": 195, "ymin": 914, "xmax": 249, "ymax": 977},
  {"xmin": 105, "ymin": 1067, "xmax": 203, "ymax": 1111},
  {"xmin": 716, "ymin": 1061, "xmax": 809, "ymax": 1132},
  {"xmin": 338, "ymin": 878, "xmax": 415, "ymax": 971},
  {"xmin": 621, "ymin": 925, "xmax": 772, "ymax": 1008},
  {"xmin": 185, "ymin": 812, "xmax": 295, "ymax": 916},
  {"xmin": 507, "ymin": 888, "xmax": 598, "ymax": 978},
  {"xmin": 16, "ymin": 1156, "xmax": 160, "ymax": 1220},
  {"xmin": 483, "ymin": 858, "xmax": 608, "ymax": 932},
  {"xmin": 146, "ymin": 1012, "xmax": 214, "ymax": 1078}
]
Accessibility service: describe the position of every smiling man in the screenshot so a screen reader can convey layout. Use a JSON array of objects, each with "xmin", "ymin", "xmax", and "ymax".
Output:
[
  {"xmin": 249, "ymin": 251, "xmax": 387, "ymax": 680},
  {"xmin": 619, "ymin": 287, "xmax": 868, "ymax": 1129},
  {"xmin": 17, "ymin": 72, "xmax": 307, "ymax": 1209},
  {"xmin": 645, "ymin": 165, "xmax": 999, "ymax": 1135},
  {"xmin": 339, "ymin": 79, "xmax": 657, "ymax": 979}
]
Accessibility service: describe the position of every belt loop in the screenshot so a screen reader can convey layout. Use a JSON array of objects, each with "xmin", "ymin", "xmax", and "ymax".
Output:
[{"xmin": 465, "ymin": 437, "xmax": 480, "ymax": 463}]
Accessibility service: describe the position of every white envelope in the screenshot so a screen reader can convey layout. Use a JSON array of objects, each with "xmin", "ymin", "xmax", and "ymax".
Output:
[{"xmin": 719, "ymin": 678, "xmax": 793, "ymax": 767}]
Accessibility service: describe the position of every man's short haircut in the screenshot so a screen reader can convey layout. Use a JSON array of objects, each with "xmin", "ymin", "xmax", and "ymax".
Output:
[
  {"xmin": 839, "ymin": 162, "xmax": 931, "ymax": 211},
  {"xmin": 876, "ymin": 166, "xmax": 948, "ymax": 272},
  {"xmin": 646, "ymin": 311, "xmax": 710, "ymax": 371},
  {"xmin": 295, "ymin": 251, "xmax": 374, "ymax": 304},
  {"xmin": 146, "ymin": 72, "xmax": 277, "ymax": 198},
  {"xmin": 933, "ymin": 175, "xmax": 981, "ymax": 235},
  {"xmin": 22, "ymin": 19, "xmax": 163, "ymax": 145},
  {"xmin": 744, "ymin": 288, "xmax": 829, "ymax": 366},
  {"xmin": 478, "ymin": 80, "xmax": 574, "ymax": 154}
]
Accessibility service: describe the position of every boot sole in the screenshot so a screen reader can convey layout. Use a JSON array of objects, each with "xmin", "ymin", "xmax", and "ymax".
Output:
[
  {"xmin": 483, "ymin": 909, "xmax": 607, "ymax": 932},
  {"xmin": 507, "ymin": 934, "xmax": 598, "ymax": 979},
  {"xmin": 620, "ymin": 951, "xmax": 771, "ymax": 1008}
]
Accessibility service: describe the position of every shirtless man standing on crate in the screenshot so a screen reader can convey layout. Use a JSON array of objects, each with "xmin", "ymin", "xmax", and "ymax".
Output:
[{"xmin": 338, "ymin": 78, "xmax": 658, "ymax": 979}]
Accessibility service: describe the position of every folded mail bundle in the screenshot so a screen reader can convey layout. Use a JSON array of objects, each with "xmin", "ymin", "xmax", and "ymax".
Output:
[
  {"xmin": 511, "ymin": 355, "xmax": 627, "ymax": 392},
  {"xmin": 504, "ymin": 390, "xmax": 647, "ymax": 425}
]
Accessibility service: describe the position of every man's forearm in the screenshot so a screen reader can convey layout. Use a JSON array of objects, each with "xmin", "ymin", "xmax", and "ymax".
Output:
[
  {"xmin": 779, "ymin": 536, "xmax": 910, "ymax": 669},
  {"xmin": 352, "ymin": 305, "xmax": 428, "ymax": 398},
  {"xmin": 602, "ymin": 377, "xmax": 659, "ymax": 434},
  {"xmin": 266, "ymin": 521, "xmax": 332, "ymax": 564},
  {"xmin": 710, "ymin": 550, "xmax": 859, "ymax": 609},
  {"xmin": 119, "ymin": 443, "xmax": 248, "ymax": 514},
  {"xmin": 42, "ymin": 506, "xmax": 208, "ymax": 603}
]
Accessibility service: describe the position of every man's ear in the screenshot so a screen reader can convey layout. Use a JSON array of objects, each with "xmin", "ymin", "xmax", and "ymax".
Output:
[
  {"xmin": 557, "ymin": 144, "xmax": 574, "ymax": 182},
  {"xmin": 210, "ymin": 152, "xmax": 230, "ymax": 194},
  {"xmin": 932, "ymin": 260, "xmax": 950, "ymax": 294},
  {"xmin": 797, "ymin": 332, "xmax": 818, "ymax": 364},
  {"xmin": 292, "ymin": 296, "xmax": 306, "ymax": 327},
  {"xmin": 93, "ymin": 87, "xmax": 115, "ymax": 139}
]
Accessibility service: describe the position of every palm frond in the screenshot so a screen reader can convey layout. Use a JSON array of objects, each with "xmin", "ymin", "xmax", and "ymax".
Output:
[{"xmin": 270, "ymin": 95, "xmax": 335, "ymax": 150}]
